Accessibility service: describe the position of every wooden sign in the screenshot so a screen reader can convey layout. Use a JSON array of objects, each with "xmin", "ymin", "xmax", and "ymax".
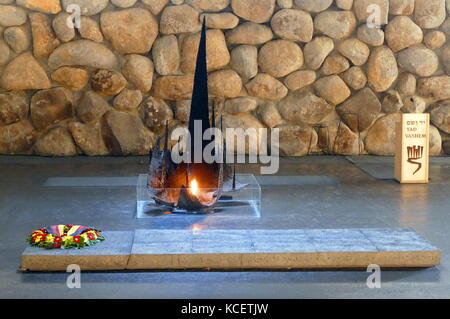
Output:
[{"xmin": 395, "ymin": 114, "xmax": 430, "ymax": 184}]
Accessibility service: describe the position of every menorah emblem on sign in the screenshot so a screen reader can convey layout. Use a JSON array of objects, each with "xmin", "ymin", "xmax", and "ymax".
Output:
[{"xmin": 407, "ymin": 145, "xmax": 424, "ymax": 175}]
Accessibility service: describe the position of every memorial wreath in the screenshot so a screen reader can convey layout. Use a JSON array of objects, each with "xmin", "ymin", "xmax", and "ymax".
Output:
[{"xmin": 27, "ymin": 225, "xmax": 105, "ymax": 249}]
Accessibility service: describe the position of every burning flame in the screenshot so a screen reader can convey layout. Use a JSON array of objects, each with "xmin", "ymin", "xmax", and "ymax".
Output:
[{"xmin": 190, "ymin": 179, "xmax": 199, "ymax": 196}]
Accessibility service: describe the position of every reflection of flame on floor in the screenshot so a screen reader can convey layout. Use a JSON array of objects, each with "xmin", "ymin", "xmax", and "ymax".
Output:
[{"xmin": 190, "ymin": 223, "xmax": 206, "ymax": 231}]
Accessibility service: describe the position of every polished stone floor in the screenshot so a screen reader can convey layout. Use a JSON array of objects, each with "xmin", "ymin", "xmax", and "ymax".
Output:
[{"xmin": 0, "ymin": 155, "xmax": 449, "ymax": 298}]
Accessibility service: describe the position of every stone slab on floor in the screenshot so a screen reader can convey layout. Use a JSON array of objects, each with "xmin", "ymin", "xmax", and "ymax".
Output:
[
  {"xmin": 256, "ymin": 175, "xmax": 339, "ymax": 186},
  {"xmin": 20, "ymin": 231, "xmax": 134, "ymax": 271},
  {"xmin": 346, "ymin": 156, "xmax": 395, "ymax": 180},
  {"xmin": 127, "ymin": 228, "xmax": 440, "ymax": 270},
  {"xmin": 42, "ymin": 175, "xmax": 339, "ymax": 188},
  {"xmin": 20, "ymin": 229, "xmax": 440, "ymax": 271},
  {"xmin": 43, "ymin": 177, "xmax": 138, "ymax": 187},
  {"xmin": 346, "ymin": 156, "xmax": 450, "ymax": 181}
]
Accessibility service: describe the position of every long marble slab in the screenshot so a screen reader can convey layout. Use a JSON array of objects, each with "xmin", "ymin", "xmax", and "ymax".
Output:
[
  {"xmin": 20, "ymin": 229, "xmax": 440, "ymax": 271},
  {"xmin": 127, "ymin": 229, "xmax": 440, "ymax": 270}
]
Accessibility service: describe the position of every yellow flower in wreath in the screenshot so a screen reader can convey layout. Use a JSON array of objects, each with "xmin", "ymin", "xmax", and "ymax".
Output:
[
  {"xmin": 45, "ymin": 235, "xmax": 54, "ymax": 243},
  {"xmin": 34, "ymin": 235, "xmax": 43, "ymax": 243}
]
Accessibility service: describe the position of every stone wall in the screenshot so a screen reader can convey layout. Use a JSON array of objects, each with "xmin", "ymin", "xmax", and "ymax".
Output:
[{"xmin": 0, "ymin": 0, "xmax": 450, "ymax": 157}]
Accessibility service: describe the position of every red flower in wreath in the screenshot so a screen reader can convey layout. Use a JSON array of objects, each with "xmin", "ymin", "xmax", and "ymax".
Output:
[
  {"xmin": 73, "ymin": 236, "xmax": 81, "ymax": 243},
  {"xmin": 54, "ymin": 237, "xmax": 62, "ymax": 248},
  {"xmin": 31, "ymin": 230, "xmax": 44, "ymax": 239},
  {"xmin": 87, "ymin": 233, "xmax": 95, "ymax": 240}
]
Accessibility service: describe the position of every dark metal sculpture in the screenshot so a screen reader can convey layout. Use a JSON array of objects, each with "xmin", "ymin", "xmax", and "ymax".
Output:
[{"xmin": 147, "ymin": 19, "xmax": 233, "ymax": 213}]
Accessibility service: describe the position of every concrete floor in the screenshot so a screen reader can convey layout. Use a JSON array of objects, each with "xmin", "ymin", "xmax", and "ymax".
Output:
[{"xmin": 0, "ymin": 155, "xmax": 449, "ymax": 298}]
